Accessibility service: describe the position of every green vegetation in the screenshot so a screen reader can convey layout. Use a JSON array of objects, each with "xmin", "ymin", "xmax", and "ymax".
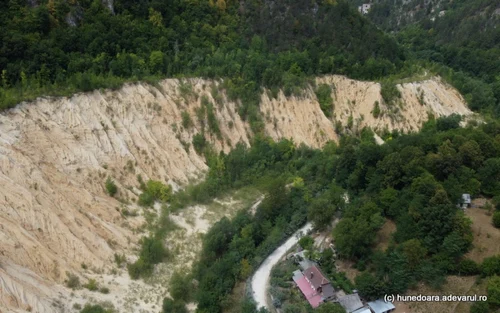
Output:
[
  {"xmin": 65, "ymin": 272, "xmax": 80, "ymax": 289},
  {"xmin": 192, "ymin": 133, "xmax": 207, "ymax": 155},
  {"xmin": 0, "ymin": 0, "xmax": 403, "ymax": 127},
  {"xmin": 80, "ymin": 304, "xmax": 114, "ymax": 313},
  {"xmin": 380, "ymin": 81, "xmax": 401, "ymax": 105},
  {"xmin": 105, "ymin": 177, "xmax": 117, "ymax": 197},
  {"xmin": 138, "ymin": 179, "xmax": 172, "ymax": 207},
  {"xmin": 372, "ymin": 101, "xmax": 381, "ymax": 118},
  {"xmin": 83, "ymin": 279, "xmax": 99, "ymax": 291},
  {"xmin": 315, "ymin": 84, "xmax": 334, "ymax": 117},
  {"xmin": 128, "ymin": 236, "xmax": 168, "ymax": 279},
  {"xmin": 493, "ymin": 212, "xmax": 500, "ymax": 228},
  {"xmin": 181, "ymin": 111, "xmax": 193, "ymax": 129},
  {"xmin": 361, "ymin": 0, "xmax": 500, "ymax": 115}
]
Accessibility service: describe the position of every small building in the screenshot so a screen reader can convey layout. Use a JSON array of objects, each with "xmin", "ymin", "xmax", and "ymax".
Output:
[
  {"xmin": 462, "ymin": 193, "xmax": 471, "ymax": 208},
  {"xmin": 367, "ymin": 300, "xmax": 396, "ymax": 313},
  {"xmin": 358, "ymin": 3, "xmax": 372, "ymax": 15},
  {"xmin": 352, "ymin": 308, "xmax": 371, "ymax": 313},
  {"xmin": 338, "ymin": 293, "xmax": 364, "ymax": 312},
  {"xmin": 294, "ymin": 265, "xmax": 335, "ymax": 308}
]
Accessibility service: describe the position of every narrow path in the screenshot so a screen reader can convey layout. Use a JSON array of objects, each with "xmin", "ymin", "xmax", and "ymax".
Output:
[{"xmin": 250, "ymin": 222, "xmax": 313, "ymax": 310}]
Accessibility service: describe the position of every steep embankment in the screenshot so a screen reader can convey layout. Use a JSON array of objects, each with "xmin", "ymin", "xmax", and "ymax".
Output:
[{"xmin": 0, "ymin": 76, "xmax": 471, "ymax": 313}]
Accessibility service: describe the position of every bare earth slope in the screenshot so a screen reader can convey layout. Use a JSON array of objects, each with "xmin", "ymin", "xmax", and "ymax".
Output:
[{"xmin": 0, "ymin": 76, "xmax": 471, "ymax": 312}]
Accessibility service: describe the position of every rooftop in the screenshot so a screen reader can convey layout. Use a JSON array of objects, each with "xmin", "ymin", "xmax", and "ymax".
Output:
[
  {"xmin": 368, "ymin": 299, "xmax": 396, "ymax": 313},
  {"xmin": 296, "ymin": 276, "xmax": 323, "ymax": 308},
  {"xmin": 338, "ymin": 293, "xmax": 364, "ymax": 312},
  {"xmin": 303, "ymin": 266, "xmax": 330, "ymax": 289}
]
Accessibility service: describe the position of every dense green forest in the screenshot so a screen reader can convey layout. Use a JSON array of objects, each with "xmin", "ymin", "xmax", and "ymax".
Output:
[
  {"xmin": 356, "ymin": 0, "xmax": 500, "ymax": 114},
  {"xmin": 147, "ymin": 115, "xmax": 500, "ymax": 313},
  {"xmin": 0, "ymin": 0, "xmax": 403, "ymax": 131}
]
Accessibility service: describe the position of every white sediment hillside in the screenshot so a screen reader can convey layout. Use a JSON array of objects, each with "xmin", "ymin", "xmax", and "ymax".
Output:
[{"xmin": 0, "ymin": 75, "xmax": 472, "ymax": 312}]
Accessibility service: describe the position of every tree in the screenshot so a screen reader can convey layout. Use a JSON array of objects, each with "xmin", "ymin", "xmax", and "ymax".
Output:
[
  {"xmin": 355, "ymin": 272, "xmax": 386, "ymax": 301},
  {"xmin": 162, "ymin": 298, "xmax": 187, "ymax": 313},
  {"xmin": 400, "ymin": 239, "xmax": 427, "ymax": 269},
  {"xmin": 469, "ymin": 301, "xmax": 489, "ymax": 313},
  {"xmin": 317, "ymin": 302, "xmax": 345, "ymax": 313},
  {"xmin": 487, "ymin": 275, "xmax": 500, "ymax": 307},
  {"xmin": 170, "ymin": 272, "xmax": 191, "ymax": 302},
  {"xmin": 149, "ymin": 51, "xmax": 165, "ymax": 74},
  {"xmin": 298, "ymin": 236, "xmax": 314, "ymax": 250},
  {"xmin": 105, "ymin": 177, "xmax": 117, "ymax": 196},
  {"xmin": 493, "ymin": 211, "xmax": 500, "ymax": 228}
]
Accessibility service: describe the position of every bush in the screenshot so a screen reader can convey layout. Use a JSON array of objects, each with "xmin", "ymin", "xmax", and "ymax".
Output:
[
  {"xmin": 315, "ymin": 84, "xmax": 333, "ymax": 117},
  {"xmin": 170, "ymin": 272, "xmax": 192, "ymax": 302},
  {"xmin": 493, "ymin": 211, "xmax": 500, "ymax": 228},
  {"xmin": 482, "ymin": 256, "xmax": 500, "ymax": 277},
  {"xmin": 181, "ymin": 111, "xmax": 193, "ymax": 129},
  {"xmin": 372, "ymin": 101, "xmax": 381, "ymax": 118},
  {"xmin": 80, "ymin": 304, "xmax": 112, "ymax": 313},
  {"xmin": 470, "ymin": 301, "xmax": 489, "ymax": 313},
  {"xmin": 162, "ymin": 298, "xmax": 187, "ymax": 313},
  {"xmin": 436, "ymin": 114, "xmax": 462, "ymax": 131},
  {"xmin": 380, "ymin": 81, "xmax": 401, "ymax": 105},
  {"xmin": 192, "ymin": 133, "xmax": 207, "ymax": 154},
  {"xmin": 138, "ymin": 192, "xmax": 154, "ymax": 207},
  {"xmin": 83, "ymin": 279, "xmax": 99, "ymax": 291},
  {"xmin": 105, "ymin": 177, "xmax": 117, "ymax": 196},
  {"xmin": 128, "ymin": 237, "xmax": 167, "ymax": 279},
  {"xmin": 66, "ymin": 272, "xmax": 80, "ymax": 289},
  {"xmin": 99, "ymin": 287, "xmax": 110, "ymax": 294},
  {"xmin": 457, "ymin": 259, "xmax": 480, "ymax": 276}
]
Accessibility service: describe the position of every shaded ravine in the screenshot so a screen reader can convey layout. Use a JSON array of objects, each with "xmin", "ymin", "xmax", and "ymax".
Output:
[{"xmin": 250, "ymin": 222, "xmax": 314, "ymax": 310}]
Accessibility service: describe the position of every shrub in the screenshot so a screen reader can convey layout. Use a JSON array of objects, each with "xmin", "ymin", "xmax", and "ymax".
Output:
[
  {"xmin": 380, "ymin": 81, "xmax": 401, "ymax": 105},
  {"xmin": 105, "ymin": 177, "xmax": 117, "ymax": 196},
  {"xmin": 83, "ymin": 279, "xmax": 99, "ymax": 291},
  {"xmin": 192, "ymin": 133, "xmax": 207, "ymax": 154},
  {"xmin": 99, "ymin": 287, "xmax": 110, "ymax": 294},
  {"xmin": 493, "ymin": 211, "xmax": 500, "ymax": 228},
  {"xmin": 457, "ymin": 259, "xmax": 480, "ymax": 275},
  {"xmin": 162, "ymin": 298, "xmax": 187, "ymax": 313},
  {"xmin": 80, "ymin": 304, "xmax": 111, "ymax": 313},
  {"xmin": 482, "ymin": 256, "xmax": 500, "ymax": 277},
  {"xmin": 372, "ymin": 101, "xmax": 381, "ymax": 118},
  {"xmin": 181, "ymin": 111, "xmax": 193, "ymax": 129},
  {"xmin": 114, "ymin": 253, "xmax": 126, "ymax": 267},
  {"xmin": 315, "ymin": 84, "xmax": 333, "ymax": 117},
  {"xmin": 66, "ymin": 272, "xmax": 80, "ymax": 289}
]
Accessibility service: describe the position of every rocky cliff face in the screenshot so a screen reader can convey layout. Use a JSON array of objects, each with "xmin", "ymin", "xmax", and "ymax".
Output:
[{"xmin": 0, "ymin": 75, "xmax": 472, "ymax": 312}]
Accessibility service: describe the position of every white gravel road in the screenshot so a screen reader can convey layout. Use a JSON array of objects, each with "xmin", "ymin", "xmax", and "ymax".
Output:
[{"xmin": 250, "ymin": 222, "xmax": 313, "ymax": 310}]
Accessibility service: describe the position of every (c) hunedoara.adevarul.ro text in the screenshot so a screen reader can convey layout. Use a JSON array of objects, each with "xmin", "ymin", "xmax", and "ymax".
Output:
[{"xmin": 384, "ymin": 294, "xmax": 488, "ymax": 302}]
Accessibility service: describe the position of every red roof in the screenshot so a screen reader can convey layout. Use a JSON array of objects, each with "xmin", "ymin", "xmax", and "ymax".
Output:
[
  {"xmin": 303, "ymin": 266, "xmax": 330, "ymax": 290},
  {"xmin": 296, "ymin": 276, "xmax": 323, "ymax": 308}
]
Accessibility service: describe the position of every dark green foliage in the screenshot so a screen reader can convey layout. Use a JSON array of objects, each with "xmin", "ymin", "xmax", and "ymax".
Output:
[
  {"xmin": 316, "ymin": 302, "xmax": 345, "ymax": 313},
  {"xmin": 162, "ymin": 298, "xmax": 188, "ymax": 313},
  {"xmin": 482, "ymin": 256, "xmax": 500, "ymax": 277},
  {"xmin": 181, "ymin": 111, "xmax": 193, "ymax": 129},
  {"xmin": 372, "ymin": 101, "xmax": 381, "ymax": 118},
  {"xmin": 128, "ymin": 237, "xmax": 167, "ymax": 279},
  {"xmin": 436, "ymin": 114, "xmax": 462, "ymax": 132},
  {"xmin": 380, "ymin": 81, "xmax": 401, "ymax": 105},
  {"xmin": 298, "ymin": 236, "xmax": 314, "ymax": 250},
  {"xmin": 192, "ymin": 133, "xmax": 207, "ymax": 155},
  {"xmin": 315, "ymin": 84, "xmax": 334, "ymax": 117},
  {"xmin": 105, "ymin": 177, "xmax": 117, "ymax": 196},
  {"xmin": 456, "ymin": 259, "xmax": 480, "ymax": 276},
  {"xmin": 493, "ymin": 212, "xmax": 500, "ymax": 228},
  {"xmin": 169, "ymin": 272, "xmax": 192, "ymax": 302},
  {"xmin": 470, "ymin": 301, "xmax": 490, "ymax": 313},
  {"xmin": 0, "ymin": 0, "xmax": 403, "ymax": 115},
  {"xmin": 80, "ymin": 304, "xmax": 112, "ymax": 313},
  {"xmin": 138, "ymin": 180, "xmax": 172, "ymax": 207},
  {"xmin": 488, "ymin": 275, "xmax": 500, "ymax": 307}
]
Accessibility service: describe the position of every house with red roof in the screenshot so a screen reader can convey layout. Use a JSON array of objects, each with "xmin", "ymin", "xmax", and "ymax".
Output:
[{"xmin": 293, "ymin": 265, "xmax": 335, "ymax": 308}]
